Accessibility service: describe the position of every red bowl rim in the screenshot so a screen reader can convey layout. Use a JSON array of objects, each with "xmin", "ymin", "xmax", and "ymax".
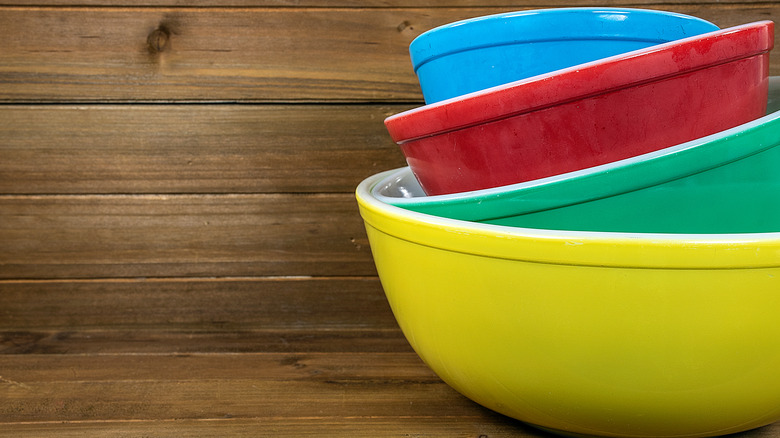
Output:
[{"xmin": 385, "ymin": 21, "xmax": 774, "ymax": 144}]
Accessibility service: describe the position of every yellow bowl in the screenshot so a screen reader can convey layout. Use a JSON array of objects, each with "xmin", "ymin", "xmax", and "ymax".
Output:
[{"xmin": 357, "ymin": 169, "xmax": 780, "ymax": 438}]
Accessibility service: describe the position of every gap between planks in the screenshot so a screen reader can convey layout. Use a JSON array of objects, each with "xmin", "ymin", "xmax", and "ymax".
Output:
[{"xmin": 0, "ymin": 275, "xmax": 379, "ymax": 283}]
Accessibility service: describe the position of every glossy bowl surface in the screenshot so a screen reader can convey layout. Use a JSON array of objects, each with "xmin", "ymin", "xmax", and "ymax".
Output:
[
  {"xmin": 375, "ymin": 81, "xmax": 780, "ymax": 233},
  {"xmin": 387, "ymin": 21, "xmax": 774, "ymax": 196},
  {"xmin": 412, "ymin": 8, "xmax": 719, "ymax": 103},
  {"xmin": 357, "ymin": 170, "xmax": 780, "ymax": 437}
]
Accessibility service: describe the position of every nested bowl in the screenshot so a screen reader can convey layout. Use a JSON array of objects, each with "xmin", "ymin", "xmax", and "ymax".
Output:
[
  {"xmin": 357, "ymin": 170, "xmax": 780, "ymax": 437},
  {"xmin": 387, "ymin": 21, "xmax": 774, "ymax": 196},
  {"xmin": 411, "ymin": 8, "xmax": 719, "ymax": 103},
  {"xmin": 374, "ymin": 79, "xmax": 780, "ymax": 234}
]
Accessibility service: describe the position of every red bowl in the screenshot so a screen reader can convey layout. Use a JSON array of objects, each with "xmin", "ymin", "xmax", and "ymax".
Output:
[{"xmin": 385, "ymin": 21, "xmax": 774, "ymax": 196}]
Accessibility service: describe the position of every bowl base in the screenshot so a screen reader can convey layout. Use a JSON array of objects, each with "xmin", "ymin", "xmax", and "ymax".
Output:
[
  {"xmin": 528, "ymin": 424, "xmax": 601, "ymax": 438},
  {"xmin": 527, "ymin": 423, "xmax": 766, "ymax": 438}
]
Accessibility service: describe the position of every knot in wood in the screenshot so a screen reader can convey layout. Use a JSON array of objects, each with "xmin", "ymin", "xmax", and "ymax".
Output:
[
  {"xmin": 397, "ymin": 20, "xmax": 413, "ymax": 32},
  {"xmin": 147, "ymin": 28, "xmax": 170, "ymax": 54}
]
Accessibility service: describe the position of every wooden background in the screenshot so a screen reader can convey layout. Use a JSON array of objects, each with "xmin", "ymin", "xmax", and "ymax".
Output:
[{"xmin": 2, "ymin": 1, "xmax": 780, "ymax": 436}]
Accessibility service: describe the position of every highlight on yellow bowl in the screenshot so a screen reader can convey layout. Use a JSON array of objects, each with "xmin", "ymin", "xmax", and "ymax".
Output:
[{"xmin": 357, "ymin": 169, "xmax": 780, "ymax": 438}]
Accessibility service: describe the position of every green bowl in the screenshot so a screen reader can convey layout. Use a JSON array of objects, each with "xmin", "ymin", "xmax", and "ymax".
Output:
[{"xmin": 374, "ymin": 78, "xmax": 780, "ymax": 234}]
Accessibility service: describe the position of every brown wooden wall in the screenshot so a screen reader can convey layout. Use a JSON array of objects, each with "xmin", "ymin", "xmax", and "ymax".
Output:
[{"xmin": 2, "ymin": 1, "xmax": 779, "ymax": 435}]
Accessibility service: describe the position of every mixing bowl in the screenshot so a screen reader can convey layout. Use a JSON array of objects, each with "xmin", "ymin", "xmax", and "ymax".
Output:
[
  {"xmin": 356, "ymin": 170, "xmax": 780, "ymax": 437},
  {"xmin": 387, "ymin": 21, "xmax": 774, "ymax": 196},
  {"xmin": 411, "ymin": 8, "xmax": 719, "ymax": 103},
  {"xmin": 375, "ymin": 80, "xmax": 780, "ymax": 234}
]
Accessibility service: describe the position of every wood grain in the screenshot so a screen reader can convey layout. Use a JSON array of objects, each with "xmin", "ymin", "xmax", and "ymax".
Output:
[
  {"xmin": 0, "ymin": 353, "xmax": 480, "ymax": 421},
  {"xmin": 0, "ymin": 328, "xmax": 412, "ymax": 354},
  {"xmin": 1, "ymin": 418, "xmax": 776, "ymax": 438},
  {"xmin": 0, "ymin": 353, "xmax": 548, "ymax": 437},
  {"xmin": 0, "ymin": 418, "xmax": 539, "ymax": 438},
  {"xmin": 1, "ymin": 6, "xmax": 779, "ymax": 102},
  {"xmin": 0, "ymin": 353, "xmax": 778, "ymax": 436},
  {"xmin": 0, "ymin": 276, "xmax": 410, "ymax": 353},
  {"xmin": 0, "ymin": 193, "xmax": 376, "ymax": 279},
  {"xmin": 0, "ymin": 277, "xmax": 396, "ymax": 330},
  {"xmin": 0, "ymin": 7, "xmax": 425, "ymax": 102},
  {"xmin": 0, "ymin": 105, "xmax": 409, "ymax": 194},
  {"xmin": 0, "ymin": 0, "xmax": 769, "ymax": 6}
]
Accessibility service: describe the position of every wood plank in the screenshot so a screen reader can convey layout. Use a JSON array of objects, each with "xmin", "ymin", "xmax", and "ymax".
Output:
[
  {"xmin": 0, "ymin": 277, "xmax": 397, "ymax": 330},
  {"xmin": 0, "ymin": 353, "xmax": 486, "ymax": 422},
  {"xmin": 0, "ymin": 354, "xmax": 777, "ymax": 436},
  {"xmin": 0, "ymin": 352, "xmax": 435, "ymax": 380},
  {"xmin": 0, "ymin": 105, "xmax": 409, "ymax": 195},
  {"xmin": 0, "ymin": 328, "xmax": 412, "ymax": 353},
  {"xmin": 0, "ymin": 417, "xmax": 541, "ymax": 438},
  {"xmin": 0, "ymin": 7, "xmax": 425, "ymax": 102},
  {"xmin": 1, "ymin": 6, "xmax": 779, "ymax": 102},
  {"xmin": 0, "ymin": 194, "xmax": 377, "ymax": 279},
  {"xmin": 0, "ymin": 418, "xmax": 776, "ymax": 438},
  {"xmin": 0, "ymin": 0, "xmax": 769, "ymax": 6}
]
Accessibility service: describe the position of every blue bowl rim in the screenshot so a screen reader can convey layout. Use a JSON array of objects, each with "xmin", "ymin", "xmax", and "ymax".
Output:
[{"xmin": 410, "ymin": 7, "xmax": 719, "ymax": 73}]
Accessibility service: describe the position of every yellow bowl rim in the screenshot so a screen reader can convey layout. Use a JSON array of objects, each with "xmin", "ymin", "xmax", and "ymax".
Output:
[{"xmin": 357, "ymin": 169, "xmax": 780, "ymax": 269}]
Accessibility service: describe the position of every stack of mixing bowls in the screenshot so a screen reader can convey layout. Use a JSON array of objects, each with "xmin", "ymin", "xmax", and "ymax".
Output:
[{"xmin": 356, "ymin": 8, "xmax": 780, "ymax": 438}]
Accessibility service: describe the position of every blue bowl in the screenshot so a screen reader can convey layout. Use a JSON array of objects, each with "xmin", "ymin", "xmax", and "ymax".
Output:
[{"xmin": 411, "ymin": 8, "xmax": 719, "ymax": 103}]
